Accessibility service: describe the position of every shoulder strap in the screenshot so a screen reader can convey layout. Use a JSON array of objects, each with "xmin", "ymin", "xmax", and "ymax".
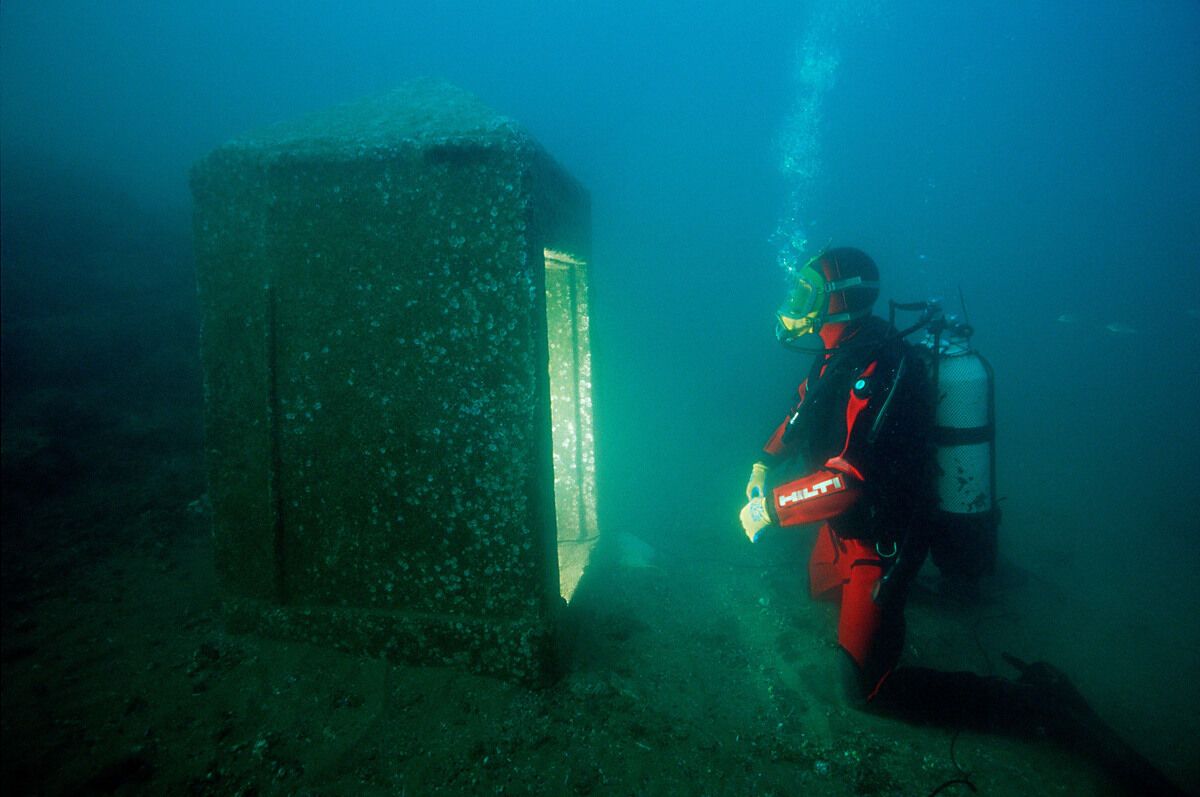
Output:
[{"xmin": 868, "ymin": 353, "xmax": 907, "ymax": 444}]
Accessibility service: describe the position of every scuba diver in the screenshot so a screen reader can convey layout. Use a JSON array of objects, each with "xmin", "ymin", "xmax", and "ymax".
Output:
[{"xmin": 738, "ymin": 247, "xmax": 1185, "ymax": 796}]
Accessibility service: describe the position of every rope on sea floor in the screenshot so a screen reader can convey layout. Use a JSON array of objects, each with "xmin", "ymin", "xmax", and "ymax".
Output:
[{"xmin": 926, "ymin": 729, "xmax": 978, "ymax": 796}]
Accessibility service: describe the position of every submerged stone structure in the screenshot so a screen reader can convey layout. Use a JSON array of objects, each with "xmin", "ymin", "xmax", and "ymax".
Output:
[{"xmin": 191, "ymin": 81, "xmax": 596, "ymax": 682}]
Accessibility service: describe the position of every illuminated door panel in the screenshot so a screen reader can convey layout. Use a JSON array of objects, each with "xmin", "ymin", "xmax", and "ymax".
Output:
[{"xmin": 543, "ymin": 249, "xmax": 598, "ymax": 602}]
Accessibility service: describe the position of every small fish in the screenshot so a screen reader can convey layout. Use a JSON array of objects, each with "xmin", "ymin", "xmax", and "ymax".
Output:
[
  {"xmin": 1056, "ymin": 314, "xmax": 1077, "ymax": 324},
  {"xmin": 1105, "ymin": 322, "xmax": 1138, "ymax": 335}
]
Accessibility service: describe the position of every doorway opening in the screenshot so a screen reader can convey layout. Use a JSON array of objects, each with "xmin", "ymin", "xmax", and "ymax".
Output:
[{"xmin": 543, "ymin": 248, "xmax": 598, "ymax": 602}]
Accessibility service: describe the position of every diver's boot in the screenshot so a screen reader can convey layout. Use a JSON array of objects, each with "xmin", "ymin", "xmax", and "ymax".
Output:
[
  {"xmin": 1000, "ymin": 654, "xmax": 1186, "ymax": 797},
  {"xmin": 869, "ymin": 661, "xmax": 1186, "ymax": 797}
]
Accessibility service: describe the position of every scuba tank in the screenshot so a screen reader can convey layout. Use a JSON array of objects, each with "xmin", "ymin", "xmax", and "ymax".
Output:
[
  {"xmin": 886, "ymin": 298, "xmax": 999, "ymax": 584},
  {"xmin": 917, "ymin": 307, "xmax": 999, "ymax": 582}
]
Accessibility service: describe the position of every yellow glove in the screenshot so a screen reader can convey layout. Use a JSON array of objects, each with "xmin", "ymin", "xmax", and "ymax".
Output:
[
  {"xmin": 739, "ymin": 496, "xmax": 771, "ymax": 543},
  {"xmin": 745, "ymin": 462, "xmax": 768, "ymax": 501}
]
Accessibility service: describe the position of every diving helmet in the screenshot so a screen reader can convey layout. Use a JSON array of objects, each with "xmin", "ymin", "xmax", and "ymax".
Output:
[{"xmin": 776, "ymin": 247, "xmax": 880, "ymax": 343}]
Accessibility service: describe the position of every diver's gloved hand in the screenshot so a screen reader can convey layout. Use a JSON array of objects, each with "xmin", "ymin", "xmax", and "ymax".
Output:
[
  {"xmin": 745, "ymin": 462, "xmax": 768, "ymax": 501},
  {"xmin": 739, "ymin": 496, "xmax": 772, "ymax": 543}
]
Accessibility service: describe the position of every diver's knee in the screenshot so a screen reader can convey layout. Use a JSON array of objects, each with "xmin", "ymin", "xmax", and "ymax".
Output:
[{"xmin": 833, "ymin": 648, "xmax": 871, "ymax": 709}]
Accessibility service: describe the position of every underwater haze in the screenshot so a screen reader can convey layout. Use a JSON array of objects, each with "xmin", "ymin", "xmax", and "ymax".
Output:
[{"xmin": 3, "ymin": 1, "xmax": 1199, "ymax": 795}]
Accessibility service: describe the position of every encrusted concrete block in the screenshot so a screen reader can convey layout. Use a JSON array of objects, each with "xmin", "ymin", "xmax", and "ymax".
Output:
[{"xmin": 191, "ymin": 80, "xmax": 595, "ymax": 682}]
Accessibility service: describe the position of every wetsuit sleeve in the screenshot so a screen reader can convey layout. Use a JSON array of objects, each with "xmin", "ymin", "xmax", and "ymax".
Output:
[
  {"xmin": 767, "ymin": 360, "xmax": 885, "ymax": 527},
  {"xmin": 768, "ymin": 459, "xmax": 864, "ymax": 526}
]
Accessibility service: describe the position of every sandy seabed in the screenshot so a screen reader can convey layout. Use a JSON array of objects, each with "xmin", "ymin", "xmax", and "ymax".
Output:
[{"xmin": 5, "ymin": 480, "xmax": 1181, "ymax": 796}]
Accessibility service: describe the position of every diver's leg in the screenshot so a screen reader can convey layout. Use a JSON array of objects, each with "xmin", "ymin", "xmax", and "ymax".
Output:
[
  {"xmin": 869, "ymin": 664, "xmax": 1187, "ymax": 796},
  {"xmin": 808, "ymin": 530, "xmax": 909, "ymax": 708},
  {"xmin": 808, "ymin": 523, "xmax": 847, "ymax": 601},
  {"xmin": 831, "ymin": 542, "xmax": 906, "ymax": 704}
]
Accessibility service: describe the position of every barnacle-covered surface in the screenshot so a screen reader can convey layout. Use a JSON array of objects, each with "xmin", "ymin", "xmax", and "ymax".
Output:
[
  {"xmin": 221, "ymin": 78, "xmax": 520, "ymax": 160},
  {"xmin": 191, "ymin": 81, "xmax": 589, "ymax": 681}
]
